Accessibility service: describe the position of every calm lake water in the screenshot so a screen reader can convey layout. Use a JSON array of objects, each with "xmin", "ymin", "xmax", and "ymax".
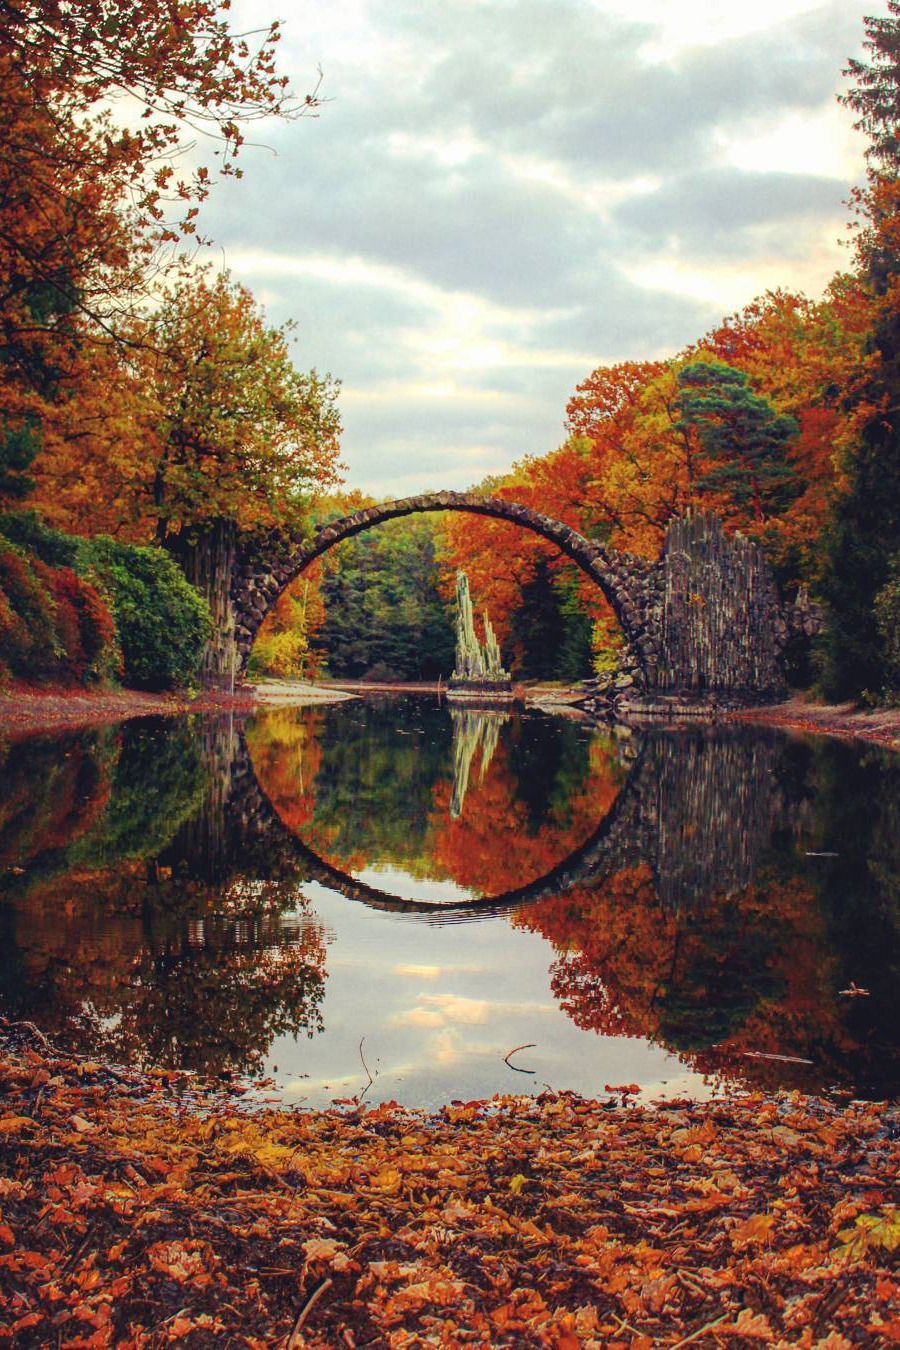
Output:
[{"xmin": 2, "ymin": 695, "xmax": 899, "ymax": 1106}]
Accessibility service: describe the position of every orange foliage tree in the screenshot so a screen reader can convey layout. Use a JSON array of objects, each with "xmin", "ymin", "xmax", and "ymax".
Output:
[
  {"xmin": 29, "ymin": 270, "xmax": 343, "ymax": 680},
  {"xmin": 566, "ymin": 291, "xmax": 868, "ymax": 570},
  {"xmin": 144, "ymin": 271, "xmax": 342, "ymax": 540},
  {"xmin": 0, "ymin": 1, "xmax": 325, "ymax": 545},
  {"xmin": 30, "ymin": 271, "xmax": 342, "ymax": 542},
  {"xmin": 440, "ymin": 286, "xmax": 871, "ymax": 677},
  {"xmin": 0, "ymin": 0, "xmax": 315, "ymax": 325},
  {"xmin": 0, "ymin": 44, "xmax": 138, "ymax": 510}
]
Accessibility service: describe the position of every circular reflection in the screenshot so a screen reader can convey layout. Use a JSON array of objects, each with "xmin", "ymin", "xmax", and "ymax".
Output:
[{"xmin": 245, "ymin": 698, "xmax": 640, "ymax": 919}]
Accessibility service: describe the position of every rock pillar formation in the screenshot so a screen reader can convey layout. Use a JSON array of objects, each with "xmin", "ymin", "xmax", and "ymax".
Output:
[{"xmin": 449, "ymin": 571, "xmax": 512, "ymax": 698}]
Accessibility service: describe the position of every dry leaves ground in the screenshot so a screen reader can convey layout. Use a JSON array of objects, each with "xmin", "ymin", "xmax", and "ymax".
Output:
[
  {"xmin": 0, "ymin": 687, "xmax": 257, "ymax": 738},
  {"xmin": 1, "ymin": 1025, "xmax": 899, "ymax": 1347},
  {"xmin": 731, "ymin": 699, "xmax": 900, "ymax": 753}
]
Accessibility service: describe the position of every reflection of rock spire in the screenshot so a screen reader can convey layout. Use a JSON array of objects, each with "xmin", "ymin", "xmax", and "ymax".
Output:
[
  {"xmin": 449, "ymin": 708, "xmax": 510, "ymax": 818},
  {"xmin": 452, "ymin": 571, "xmax": 509, "ymax": 681}
]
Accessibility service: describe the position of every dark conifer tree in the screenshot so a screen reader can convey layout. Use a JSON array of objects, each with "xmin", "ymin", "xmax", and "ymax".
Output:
[
  {"xmin": 819, "ymin": 4, "xmax": 900, "ymax": 697},
  {"xmin": 676, "ymin": 360, "xmax": 800, "ymax": 523}
]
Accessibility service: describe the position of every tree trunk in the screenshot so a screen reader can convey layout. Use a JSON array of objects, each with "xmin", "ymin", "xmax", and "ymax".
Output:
[{"xmin": 167, "ymin": 518, "xmax": 238, "ymax": 688}]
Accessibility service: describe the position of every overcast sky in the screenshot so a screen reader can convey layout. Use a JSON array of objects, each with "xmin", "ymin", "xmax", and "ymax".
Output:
[{"xmin": 206, "ymin": 0, "xmax": 871, "ymax": 498}]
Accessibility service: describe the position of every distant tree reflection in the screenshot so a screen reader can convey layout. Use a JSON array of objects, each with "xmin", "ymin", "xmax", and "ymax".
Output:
[
  {"xmin": 517, "ymin": 735, "xmax": 900, "ymax": 1096},
  {"xmin": 0, "ymin": 719, "xmax": 328, "ymax": 1075}
]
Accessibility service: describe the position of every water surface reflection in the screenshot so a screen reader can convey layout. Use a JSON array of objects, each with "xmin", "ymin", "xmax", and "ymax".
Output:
[{"xmin": 1, "ymin": 698, "xmax": 899, "ymax": 1102}]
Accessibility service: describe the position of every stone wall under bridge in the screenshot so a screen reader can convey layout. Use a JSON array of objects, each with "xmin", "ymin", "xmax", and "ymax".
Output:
[
  {"xmin": 581, "ymin": 512, "xmax": 821, "ymax": 718},
  {"xmin": 226, "ymin": 495, "xmax": 818, "ymax": 712}
]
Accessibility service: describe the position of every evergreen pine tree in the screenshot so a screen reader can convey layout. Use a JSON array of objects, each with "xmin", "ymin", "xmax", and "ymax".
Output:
[{"xmin": 675, "ymin": 360, "xmax": 800, "ymax": 523}]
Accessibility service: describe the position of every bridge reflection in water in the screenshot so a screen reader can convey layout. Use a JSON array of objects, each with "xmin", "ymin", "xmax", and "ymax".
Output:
[
  {"xmin": 1, "ymin": 702, "xmax": 899, "ymax": 1097},
  {"xmin": 233, "ymin": 716, "xmax": 787, "ymax": 919}
]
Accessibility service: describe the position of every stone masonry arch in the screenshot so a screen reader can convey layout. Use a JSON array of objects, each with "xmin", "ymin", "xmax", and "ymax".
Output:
[
  {"xmin": 230, "ymin": 500, "xmax": 803, "ymax": 707},
  {"xmin": 232, "ymin": 491, "xmax": 660, "ymax": 682}
]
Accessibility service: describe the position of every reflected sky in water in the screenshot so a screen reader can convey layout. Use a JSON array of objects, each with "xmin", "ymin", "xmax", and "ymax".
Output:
[
  {"xmin": 2, "ymin": 695, "xmax": 900, "ymax": 1105},
  {"xmin": 269, "ymin": 881, "xmax": 692, "ymax": 1111}
]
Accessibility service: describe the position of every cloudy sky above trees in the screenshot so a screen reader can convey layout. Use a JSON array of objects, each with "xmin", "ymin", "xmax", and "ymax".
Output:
[{"xmin": 211, "ymin": 0, "xmax": 870, "ymax": 497}]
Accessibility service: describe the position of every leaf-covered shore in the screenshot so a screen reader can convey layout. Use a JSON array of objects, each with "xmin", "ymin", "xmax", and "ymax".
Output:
[{"xmin": 1, "ymin": 1026, "xmax": 899, "ymax": 1347}]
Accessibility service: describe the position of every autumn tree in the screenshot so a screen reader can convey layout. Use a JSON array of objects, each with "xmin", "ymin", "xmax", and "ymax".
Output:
[
  {"xmin": 0, "ymin": 42, "xmax": 135, "ymax": 421},
  {"xmin": 441, "ymin": 354, "xmax": 783, "ymax": 681},
  {"xmin": 444, "ymin": 350, "xmax": 793, "ymax": 679},
  {"xmin": 0, "ymin": 1, "xmax": 321, "ymax": 543},
  {"xmin": 565, "ymin": 359, "xmax": 705, "ymax": 553},
  {"xmin": 0, "ymin": 0, "xmax": 315, "ymax": 327},
  {"xmin": 442, "ymin": 283, "xmax": 868, "ymax": 684},
  {"xmin": 696, "ymin": 285, "xmax": 871, "ymax": 586},
  {"xmin": 250, "ymin": 563, "xmax": 328, "ymax": 681},
  {"xmin": 24, "ymin": 338, "xmax": 156, "ymax": 538},
  {"xmin": 141, "ymin": 270, "xmax": 341, "ymax": 680}
]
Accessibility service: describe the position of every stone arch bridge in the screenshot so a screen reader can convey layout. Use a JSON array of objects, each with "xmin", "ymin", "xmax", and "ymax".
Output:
[{"xmin": 230, "ymin": 491, "xmax": 809, "ymax": 707}]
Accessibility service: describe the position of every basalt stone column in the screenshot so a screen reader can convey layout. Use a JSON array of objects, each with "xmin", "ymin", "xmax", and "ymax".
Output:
[
  {"xmin": 167, "ymin": 518, "xmax": 239, "ymax": 688},
  {"xmin": 654, "ymin": 513, "xmax": 785, "ymax": 702}
]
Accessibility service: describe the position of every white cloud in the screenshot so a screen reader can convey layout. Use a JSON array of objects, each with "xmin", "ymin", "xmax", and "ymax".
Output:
[
  {"xmin": 392, "ymin": 1007, "xmax": 446, "ymax": 1028},
  {"xmin": 203, "ymin": 1, "xmax": 870, "ymax": 498},
  {"xmin": 598, "ymin": 0, "xmax": 832, "ymax": 57},
  {"xmin": 622, "ymin": 244, "xmax": 833, "ymax": 314},
  {"xmin": 716, "ymin": 105, "xmax": 864, "ymax": 179}
]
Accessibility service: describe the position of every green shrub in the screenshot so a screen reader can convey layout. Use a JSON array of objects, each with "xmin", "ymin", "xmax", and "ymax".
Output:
[
  {"xmin": 0, "ymin": 515, "xmax": 212, "ymax": 689},
  {"xmin": 78, "ymin": 537, "xmax": 212, "ymax": 689},
  {"xmin": 0, "ymin": 510, "xmax": 79, "ymax": 567}
]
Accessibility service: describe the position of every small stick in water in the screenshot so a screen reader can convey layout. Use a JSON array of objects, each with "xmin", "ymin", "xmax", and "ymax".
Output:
[
  {"xmin": 504, "ymin": 1043, "xmax": 536, "ymax": 1074},
  {"xmin": 359, "ymin": 1037, "xmax": 375, "ymax": 1091}
]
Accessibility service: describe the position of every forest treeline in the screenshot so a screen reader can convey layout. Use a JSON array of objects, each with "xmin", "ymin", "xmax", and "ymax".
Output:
[{"xmin": 1, "ymin": 3, "xmax": 900, "ymax": 697}]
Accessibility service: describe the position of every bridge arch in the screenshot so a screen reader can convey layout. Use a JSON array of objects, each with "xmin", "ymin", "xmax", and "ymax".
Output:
[{"xmin": 232, "ymin": 490, "xmax": 658, "ymax": 679}]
